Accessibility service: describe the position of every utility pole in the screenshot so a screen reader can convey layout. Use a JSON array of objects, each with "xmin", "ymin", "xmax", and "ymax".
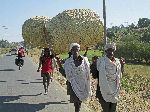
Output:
[{"xmin": 103, "ymin": 0, "xmax": 107, "ymax": 45}]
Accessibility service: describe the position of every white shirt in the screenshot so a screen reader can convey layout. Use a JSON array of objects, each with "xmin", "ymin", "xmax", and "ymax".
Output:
[
  {"xmin": 97, "ymin": 56, "xmax": 122, "ymax": 103},
  {"xmin": 64, "ymin": 56, "xmax": 91, "ymax": 101}
]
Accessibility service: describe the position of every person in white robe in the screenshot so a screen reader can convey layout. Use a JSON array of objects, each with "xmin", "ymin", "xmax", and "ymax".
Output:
[
  {"xmin": 96, "ymin": 42, "xmax": 122, "ymax": 112},
  {"xmin": 64, "ymin": 43, "xmax": 91, "ymax": 112}
]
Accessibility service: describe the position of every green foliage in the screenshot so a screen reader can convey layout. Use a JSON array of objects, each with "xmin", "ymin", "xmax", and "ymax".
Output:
[
  {"xmin": 116, "ymin": 41, "xmax": 150, "ymax": 64},
  {"xmin": 0, "ymin": 39, "xmax": 22, "ymax": 48},
  {"xmin": 106, "ymin": 18, "xmax": 150, "ymax": 64},
  {"xmin": 138, "ymin": 18, "xmax": 150, "ymax": 28},
  {"xmin": 121, "ymin": 64, "xmax": 150, "ymax": 93},
  {"xmin": 0, "ymin": 39, "xmax": 11, "ymax": 48},
  {"xmin": 140, "ymin": 25, "xmax": 150, "ymax": 42}
]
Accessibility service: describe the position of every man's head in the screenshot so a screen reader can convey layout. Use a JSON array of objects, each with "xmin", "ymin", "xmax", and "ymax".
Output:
[
  {"xmin": 19, "ymin": 46, "xmax": 24, "ymax": 49},
  {"xmin": 69, "ymin": 43, "xmax": 80, "ymax": 58},
  {"xmin": 92, "ymin": 56, "xmax": 98, "ymax": 63},
  {"xmin": 43, "ymin": 48, "xmax": 50, "ymax": 56},
  {"xmin": 104, "ymin": 42, "xmax": 116, "ymax": 58},
  {"xmin": 104, "ymin": 42, "xmax": 116, "ymax": 51}
]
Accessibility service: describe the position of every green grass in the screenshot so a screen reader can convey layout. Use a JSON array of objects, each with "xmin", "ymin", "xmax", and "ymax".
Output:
[
  {"xmin": 124, "ymin": 64, "xmax": 150, "ymax": 78},
  {"xmin": 59, "ymin": 49, "xmax": 103, "ymax": 62},
  {"xmin": 122, "ymin": 64, "xmax": 150, "ymax": 93}
]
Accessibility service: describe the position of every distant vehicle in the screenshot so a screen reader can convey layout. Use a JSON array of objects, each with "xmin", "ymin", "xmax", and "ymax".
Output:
[{"xmin": 10, "ymin": 48, "xmax": 18, "ymax": 55}]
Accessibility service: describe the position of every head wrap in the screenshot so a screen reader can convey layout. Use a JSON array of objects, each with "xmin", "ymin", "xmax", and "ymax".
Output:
[
  {"xmin": 69, "ymin": 43, "xmax": 80, "ymax": 51},
  {"xmin": 44, "ymin": 48, "xmax": 50, "ymax": 52},
  {"xmin": 104, "ymin": 42, "xmax": 116, "ymax": 51}
]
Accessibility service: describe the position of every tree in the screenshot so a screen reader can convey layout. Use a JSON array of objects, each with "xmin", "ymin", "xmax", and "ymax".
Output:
[
  {"xmin": 0, "ymin": 39, "xmax": 10, "ymax": 48},
  {"xmin": 138, "ymin": 18, "xmax": 150, "ymax": 28}
]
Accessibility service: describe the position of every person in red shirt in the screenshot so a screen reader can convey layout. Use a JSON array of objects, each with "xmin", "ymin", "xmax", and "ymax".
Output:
[
  {"xmin": 16, "ymin": 46, "xmax": 26, "ymax": 67},
  {"xmin": 18, "ymin": 46, "xmax": 25, "ymax": 58},
  {"xmin": 37, "ymin": 48, "xmax": 54, "ymax": 94}
]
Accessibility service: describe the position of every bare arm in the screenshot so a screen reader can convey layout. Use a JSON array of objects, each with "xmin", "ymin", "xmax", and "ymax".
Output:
[
  {"xmin": 37, "ymin": 57, "xmax": 42, "ymax": 72},
  {"xmin": 83, "ymin": 47, "xmax": 88, "ymax": 57}
]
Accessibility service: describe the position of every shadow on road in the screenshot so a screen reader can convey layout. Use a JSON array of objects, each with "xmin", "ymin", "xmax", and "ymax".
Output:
[
  {"xmin": 6, "ymin": 54, "xmax": 11, "ymax": 56},
  {"xmin": 0, "ymin": 94, "xmax": 68, "ymax": 112},
  {"xmin": 0, "ymin": 102, "xmax": 68, "ymax": 112},
  {"xmin": 35, "ymin": 79, "xmax": 42, "ymax": 80},
  {"xmin": 16, "ymin": 80, "xmax": 25, "ymax": 82},
  {"xmin": 30, "ymin": 81, "xmax": 43, "ymax": 84},
  {"xmin": 21, "ymin": 82, "xmax": 30, "ymax": 84},
  {"xmin": 0, "ymin": 94, "xmax": 41, "ymax": 103},
  {"xmin": 0, "ymin": 69, "xmax": 16, "ymax": 71},
  {"xmin": 17, "ymin": 81, "xmax": 42, "ymax": 84},
  {"xmin": 0, "ymin": 81, "xmax": 7, "ymax": 82}
]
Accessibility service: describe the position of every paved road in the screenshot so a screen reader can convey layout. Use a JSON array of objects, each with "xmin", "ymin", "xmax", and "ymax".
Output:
[{"xmin": 0, "ymin": 54, "xmax": 94, "ymax": 112}]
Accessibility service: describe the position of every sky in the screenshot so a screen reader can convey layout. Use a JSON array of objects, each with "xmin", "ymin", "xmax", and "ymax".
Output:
[{"xmin": 0, "ymin": 0, "xmax": 150, "ymax": 42}]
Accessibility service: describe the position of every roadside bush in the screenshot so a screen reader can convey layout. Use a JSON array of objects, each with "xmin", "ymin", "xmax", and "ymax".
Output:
[{"xmin": 116, "ymin": 41, "xmax": 150, "ymax": 64}]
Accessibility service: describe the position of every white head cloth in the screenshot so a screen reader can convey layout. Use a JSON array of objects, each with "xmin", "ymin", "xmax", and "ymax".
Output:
[
  {"xmin": 69, "ymin": 43, "xmax": 80, "ymax": 51},
  {"xmin": 104, "ymin": 42, "xmax": 116, "ymax": 51}
]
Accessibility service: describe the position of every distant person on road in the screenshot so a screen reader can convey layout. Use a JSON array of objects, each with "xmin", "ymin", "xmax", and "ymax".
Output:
[
  {"xmin": 95, "ymin": 42, "xmax": 122, "ymax": 112},
  {"xmin": 37, "ymin": 48, "xmax": 55, "ymax": 95},
  {"xmin": 15, "ymin": 46, "xmax": 26, "ymax": 67},
  {"xmin": 64, "ymin": 43, "xmax": 91, "ymax": 112},
  {"xmin": 18, "ymin": 46, "xmax": 26, "ymax": 58}
]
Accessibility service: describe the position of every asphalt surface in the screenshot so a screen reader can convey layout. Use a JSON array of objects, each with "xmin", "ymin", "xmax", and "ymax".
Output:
[{"xmin": 0, "ymin": 54, "xmax": 94, "ymax": 112}]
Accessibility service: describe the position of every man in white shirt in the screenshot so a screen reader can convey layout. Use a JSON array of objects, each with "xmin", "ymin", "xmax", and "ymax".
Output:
[
  {"xmin": 64, "ymin": 43, "xmax": 91, "ymax": 112},
  {"xmin": 96, "ymin": 42, "xmax": 122, "ymax": 112}
]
